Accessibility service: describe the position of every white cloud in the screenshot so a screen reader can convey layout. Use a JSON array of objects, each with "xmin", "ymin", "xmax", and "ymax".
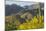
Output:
[{"xmin": 5, "ymin": 1, "xmax": 37, "ymax": 7}]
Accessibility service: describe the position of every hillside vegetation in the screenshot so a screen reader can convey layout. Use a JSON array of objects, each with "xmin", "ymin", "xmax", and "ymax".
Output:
[{"xmin": 5, "ymin": 15, "xmax": 44, "ymax": 31}]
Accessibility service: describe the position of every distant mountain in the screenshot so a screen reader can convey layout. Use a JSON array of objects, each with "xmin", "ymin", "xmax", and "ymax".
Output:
[
  {"xmin": 17, "ymin": 3, "xmax": 44, "ymax": 16},
  {"xmin": 5, "ymin": 3, "xmax": 44, "ymax": 16},
  {"xmin": 5, "ymin": 4, "xmax": 24, "ymax": 16}
]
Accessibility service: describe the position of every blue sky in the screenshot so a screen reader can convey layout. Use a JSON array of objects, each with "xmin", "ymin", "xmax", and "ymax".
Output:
[{"xmin": 5, "ymin": 1, "xmax": 37, "ymax": 7}]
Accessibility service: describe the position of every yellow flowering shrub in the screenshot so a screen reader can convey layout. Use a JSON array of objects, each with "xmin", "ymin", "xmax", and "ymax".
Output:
[
  {"xmin": 17, "ymin": 16, "xmax": 44, "ymax": 30},
  {"xmin": 5, "ymin": 16, "xmax": 44, "ymax": 30}
]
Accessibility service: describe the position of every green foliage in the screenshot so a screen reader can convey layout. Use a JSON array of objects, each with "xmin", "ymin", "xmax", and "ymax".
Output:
[
  {"xmin": 17, "ymin": 16, "xmax": 44, "ymax": 30},
  {"xmin": 5, "ymin": 16, "xmax": 44, "ymax": 30},
  {"xmin": 5, "ymin": 16, "xmax": 17, "ymax": 31}
]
